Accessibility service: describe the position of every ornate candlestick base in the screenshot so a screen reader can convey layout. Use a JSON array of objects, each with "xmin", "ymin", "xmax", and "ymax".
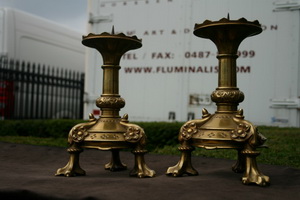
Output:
[
  {"xmin": 166, "ymin": 17, "xmax": 270, "ymax": 186},
  {"xmin": 55, "ymin": 29, "xmax": 155, "ymax": 178}
]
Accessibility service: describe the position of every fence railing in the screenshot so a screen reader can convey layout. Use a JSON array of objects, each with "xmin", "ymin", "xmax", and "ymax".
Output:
[{"xmin": 0, "ymin": 58, "xmax": 85, "ymax": 119}]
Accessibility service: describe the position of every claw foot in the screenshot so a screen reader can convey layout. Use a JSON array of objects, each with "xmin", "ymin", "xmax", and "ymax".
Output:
[
  {"xmin": 166, "ymin": 159, "xmax": 198, "ymax": 177},
  {"xmin": 166, "ymin": 147, "xmax": 198, "ymax": 177},
  {"xmin": 242, "ymin": 150, "xmax": 270, "ymax": 186},
  {"xmin": 105, "ymin": 149, "xmax": 127, "ymax": 171},
  {"xmin": 130, "ymin": 150, "xmax": 155, "ymax": 178},
  {"xmin": 55, "ymin": 150, "xmax": 85, "ymax": 177},
  {"xmin": 130, "ymin": 163, "xmax": 156, "ymax": 178},
  {"xmin": 105, "ymin": 161, "xmax": 127, "ymax": 171},
  {"xmin": 242, "ymin": 174, "xmax": 270, "ymax": 186},
  {"xmin": 56, "ymin": 162, "xmax": 86, "ymax": 177}
]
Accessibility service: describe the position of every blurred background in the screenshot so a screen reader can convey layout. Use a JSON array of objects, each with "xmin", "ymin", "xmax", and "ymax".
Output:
[
  {"xmin": 0, "ymin": 0, "xmax": 299, "ymax": 127},
  {"xmin": 0, "ymin": 0, "xmax": 87, "ymax": 33}
]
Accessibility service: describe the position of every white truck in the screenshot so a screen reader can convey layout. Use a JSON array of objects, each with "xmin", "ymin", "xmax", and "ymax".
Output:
[
  {"xmin": 84, "ymin": 0, "xmax": 300, "ymax": 127},
  {"xmin": 0, "ymin": 8, "xmax": 85, "ymax": 119},
  {"xmin": 0, "ymin": 7, "xmax": 85, "ymax": 71}
]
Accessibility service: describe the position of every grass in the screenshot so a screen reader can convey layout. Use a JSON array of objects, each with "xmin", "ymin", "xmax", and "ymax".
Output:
[
  {"xmin": 0, "ymin": 126, "xmax": 299, "ymax": 169},
  {"xmin": 0, "ymin": 136, "xmax": 68, "ymax": 147}
]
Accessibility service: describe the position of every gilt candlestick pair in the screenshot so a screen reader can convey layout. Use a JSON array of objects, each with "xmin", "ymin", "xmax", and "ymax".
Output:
[{"xmin": 56, "ymin": 17, "xmax": 270, "ymax": 186}]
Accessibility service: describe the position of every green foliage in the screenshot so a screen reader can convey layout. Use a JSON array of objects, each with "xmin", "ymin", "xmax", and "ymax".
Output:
[
  {"xmin": 257, "ymin": 126, "xmax": 300, "ymax": 168},
  {"xmin": 0, "ymin": 136, "xmax": 68, "ymax": 147},
  {"xmin": 0, "ymin": 120, "xmax": 183, "ymax": 149},
  {"xmin": 134, "ymin": 121, "xmax": 183, "ymax": 151},
  {"xmin": 0, "ymin": 120, "xmax": 299, "ymax": 168},
  {"xmin": 0, "ymin": 120, "xmax": 84, "ymax": 138}
]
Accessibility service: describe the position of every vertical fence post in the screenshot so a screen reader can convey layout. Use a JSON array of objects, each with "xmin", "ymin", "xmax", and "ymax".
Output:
[
  {"xmin": 40, "ymin": 65, "xmax": 45, "ymax": 119},
  {"xmin": 45, "ymin": 66, "xmax": 50, "ymax": 119},
  {"xmin": 79, "ymin": 72, "xmax": 85, "ymax": 119}
]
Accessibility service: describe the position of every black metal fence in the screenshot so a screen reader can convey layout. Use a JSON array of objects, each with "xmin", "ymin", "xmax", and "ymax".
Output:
[{"xmin": 0, "ymin": 58, "xmax": 85, "ymax": 119}]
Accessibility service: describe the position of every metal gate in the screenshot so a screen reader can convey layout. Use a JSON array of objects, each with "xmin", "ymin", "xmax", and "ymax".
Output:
[{"xmin": 0, "ymin": 58, "xmax": 84, "ymax": 119}]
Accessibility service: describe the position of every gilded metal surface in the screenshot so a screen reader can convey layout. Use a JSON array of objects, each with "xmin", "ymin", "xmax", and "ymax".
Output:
[
  {"xmin": 56, "ymin": 28, "xmax": 155, "ymax": 178},
  {"xmin": 166, "ymin": 17, "xmax": 270, "ymax": 186},
  {"xmin": 96, "ymin": 96, "xmax": 125, "ymax": 109}
]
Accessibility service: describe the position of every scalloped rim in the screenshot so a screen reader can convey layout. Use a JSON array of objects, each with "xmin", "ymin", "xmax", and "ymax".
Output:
[
  {"xmin": 195, "ymin": 17, "xmax": 261, "ymax": 29},
  {"xmin": 82, "ymin": 32, "xmax": 142, "ymax": 42}
]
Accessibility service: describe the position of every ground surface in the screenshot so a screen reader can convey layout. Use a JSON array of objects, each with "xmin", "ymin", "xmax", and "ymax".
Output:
[{"xmin": 0, "ymin": 141, "xmax": 299, "ymax": 200}]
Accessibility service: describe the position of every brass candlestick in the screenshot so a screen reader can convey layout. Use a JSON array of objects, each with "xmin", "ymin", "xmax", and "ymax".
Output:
[
  {"xmin": 166, "ymin": 17, "xmax": 270, "ymax": 186},
  {"xmin": 56, "ymin": 28, "xmax": 155, "ymax": 178}
]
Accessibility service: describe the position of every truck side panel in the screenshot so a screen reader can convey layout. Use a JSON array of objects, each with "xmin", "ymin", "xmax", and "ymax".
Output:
[{"xmin": 85, "ymin": 0, "xmax": 300, "ymax": 127}]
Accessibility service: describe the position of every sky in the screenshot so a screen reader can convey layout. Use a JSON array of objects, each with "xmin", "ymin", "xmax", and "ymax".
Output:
[{"xmin": 0, "ymin": 0, "xmax": 88, "ymax": 33}]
